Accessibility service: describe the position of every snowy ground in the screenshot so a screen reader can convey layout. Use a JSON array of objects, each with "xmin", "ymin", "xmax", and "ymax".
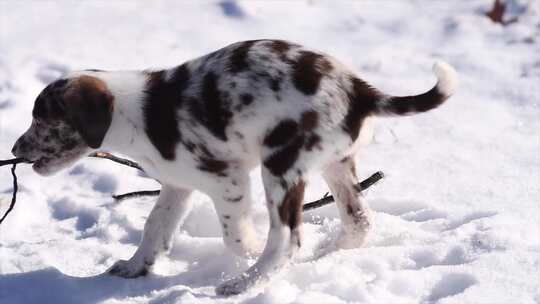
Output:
[{"xmin": 1, "ymin": 1, "xmax": 539, "ymax": 303}]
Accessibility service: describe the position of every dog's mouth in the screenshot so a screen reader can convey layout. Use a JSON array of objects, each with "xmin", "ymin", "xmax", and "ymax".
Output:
[
  {"xmin": 32, "ymin": 157, "xmax": 47, "ymax": 166},
  {"xmin": 32, "ymin": 157, "xmax": 54, "ymax": 176},
  {"xmin": 32, "ymin": 156, "xmax": 70, "ymax": 176}
]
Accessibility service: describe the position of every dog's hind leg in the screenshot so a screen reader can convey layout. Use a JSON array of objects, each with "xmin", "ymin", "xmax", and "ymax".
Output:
[
  {"xmin": 322, "ymin": 156, "xmax": 373, "ymax": 248},
  {"xmin": 216, "ymin": 167, "xmax": 305, "ymax": 295},
  {"xmin": 108, "ymin": 185, "xmax": 193, "ymax": 278}
]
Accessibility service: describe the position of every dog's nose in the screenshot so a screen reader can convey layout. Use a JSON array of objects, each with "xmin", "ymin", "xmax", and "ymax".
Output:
[
  {"xmin": 11, "ymin": 142, "xmax": 20, "ymax": 157},
  {"xmin": 11, "ymin": 138, "xmax": 26, "ymax": 158}
]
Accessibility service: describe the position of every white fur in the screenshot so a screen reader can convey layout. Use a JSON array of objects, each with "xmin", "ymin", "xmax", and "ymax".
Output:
[
  {"xmin": 433, "ymin": 61, "xmax": 459, "ymax": 96},
  {"xmin": 108, "ymin": 186, "xmax": 193, "ymax": 277}
]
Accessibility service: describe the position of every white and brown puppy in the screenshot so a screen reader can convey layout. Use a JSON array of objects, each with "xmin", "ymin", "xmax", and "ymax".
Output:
[{"xmin": 11, "ymin": 39, "xmax": 457, "ymax": 295}]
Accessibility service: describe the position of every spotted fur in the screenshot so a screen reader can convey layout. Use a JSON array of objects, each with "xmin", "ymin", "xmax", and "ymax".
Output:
[
  {"xmin": 12, "ymin": 40, "xmax": 458, "ymax": 296},
  {"xmin": 143, "ymin": 65, "xmax": 190, "ymax": 160},
  {"xmin": 292, "ymin": 51, "xmax": 333, "ymax": 95}
]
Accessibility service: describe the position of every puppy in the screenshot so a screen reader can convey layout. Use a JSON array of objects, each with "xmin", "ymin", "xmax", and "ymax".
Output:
[{"xmin": 11, "ymin": 39, "xmax": 457, "ymax": 295}]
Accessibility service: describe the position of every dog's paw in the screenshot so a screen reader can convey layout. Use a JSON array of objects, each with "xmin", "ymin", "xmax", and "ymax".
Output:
[
  {"xmin": 107, "ymin": 258, "xmax": 150, "ymax": 278},
  {"xmin": 215, "ymin": 275, "xmax": 250, "ymax": 296},
  {"xmin": 336, "ymin": 230, "xmax": 369, "ymax": 249},
  {"xmin": 336, "ymin": 223, "xmax": 371, "ymax": 249},
  {"xmin": 337, "ymin": 212, "xmax": 373, "ymax": 249}
]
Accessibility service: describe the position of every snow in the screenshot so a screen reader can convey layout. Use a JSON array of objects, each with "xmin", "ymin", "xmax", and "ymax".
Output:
[{"xmin": 1, "ymin": 0, "xmax": 539, "ymax": 303}]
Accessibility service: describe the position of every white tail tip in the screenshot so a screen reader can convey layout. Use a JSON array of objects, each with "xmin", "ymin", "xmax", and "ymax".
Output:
[{"xmin": 433, "ymin": 61, "xmax": 458, "ymax": 96}]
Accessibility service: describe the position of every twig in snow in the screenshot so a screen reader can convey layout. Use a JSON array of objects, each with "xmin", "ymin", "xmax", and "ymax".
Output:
[
  {"xmin": 302, "ymin": 171, "xmax": 384, "ymax": 211},
  {"xmin": 111, "ymin": 171, "xmax": 385, "ymax": 212}
]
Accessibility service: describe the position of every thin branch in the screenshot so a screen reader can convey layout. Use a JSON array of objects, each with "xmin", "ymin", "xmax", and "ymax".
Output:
[
  {"xmin": 0, "ymin": 163, "xmax": 18, "ymax": 225},
  {"xmin": 1, "ymin": 153, "xmax": 384, "ymax": 221},
  {"xmin": 0, "ymin": 158, "xmax": 31, "ymax": 166},
  {"xmin": 111, "ymin": 171, "xmax": 385, "ymax": 212},
  {"xmin": 113, "ymin": 190, "xmax": 161, "ymax": 201},
  {"xmin": 89, "ymin": 152, "xmax": 143, "ymax": 171},
  {"xmin": 89, "ymin": 152, "xmax": 161, "ymax": 184},
  {"xmin": 303, "ymin": 171, "xmax": 384, "ymax": 211}
]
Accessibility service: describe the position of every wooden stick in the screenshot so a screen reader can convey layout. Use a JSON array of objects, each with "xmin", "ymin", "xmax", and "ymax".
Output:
[
  {"xmin": 88, "ymin": 152, "xmax": 143, "ymax": 171},
  {"xmin": 111, "ymin": 171, "xmax": 385, "ymax": 212},
  {"xmin": 0, "ymin": 163, "xmax": 19, "ymax": 225},
  {"xmin": 113, "ymin": 190, "xmax": 161, "ymax": 201},
  {"xmin": 303, "ymin": 171, "xmax": 384, "ymax": 211},
  {"xmin": 1, "ymin": 154, "xmax": 384, "ymax": 219},
  {"xmin": 0, "ymin": 158, "xmax": 30, "ymax": 166}
]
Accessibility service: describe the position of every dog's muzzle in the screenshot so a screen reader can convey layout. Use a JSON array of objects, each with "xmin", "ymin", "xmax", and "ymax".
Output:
[{"xmin": 11, "ymin": 137, "xmax": 37, "ymax": 162}]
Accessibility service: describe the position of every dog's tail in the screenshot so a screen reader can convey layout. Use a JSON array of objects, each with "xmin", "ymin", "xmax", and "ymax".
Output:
[{"xmin": 373, "ymin": 61, "xmax": 458, "ymax": 116}]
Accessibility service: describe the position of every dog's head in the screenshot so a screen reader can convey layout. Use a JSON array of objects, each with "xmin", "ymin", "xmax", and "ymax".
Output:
[{"xmin": 11, "ymin": 75, "xmax": 114, "ymax": 176}]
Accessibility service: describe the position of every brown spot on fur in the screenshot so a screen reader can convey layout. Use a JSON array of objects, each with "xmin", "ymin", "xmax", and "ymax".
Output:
[
  {"xmin": 270, "ymin": 40, "xmax": 291, "ymax": 54},
  {"xmin": 197, "ymin": 144, "xmax": 214, "ymax": 158},
  {"xmin": 143, "ymin": 65, "xmax": 190, "ymax": 159},
  {"xmin": 182, "ymin": 141, "xmax": 196, "ymax": 152},
  {"xmin": 292, "ymin": 51, "xmax": 333, "ymax": 95},
  {"xmin": 234, "ymin": 131, "xmax": 244, "ymax": 139},
  {"xmin": 268, "ymin": 40, "xmax": 296, "ymax": 64},
  {"xmin": 62, "ymin": 138, "xmax": 78, "ymax": 151},
  {"xmin": 225, "ymin": 195, "xmax": 243, "ymax": 203},
  {"xmin": 278, "ymin": 180, "xmax": 306, "ymax": 231},
  {"xmin": 350, "ymin": 161, "xmax": 357, "ymax": 180},
  {"xmin": 342, "ymin": 76, "xmax": 380, "ymax": 141},
  {"xmin": 300, "ymin": 111, "xmax": 319, "ymax": 131},
  {"xmin": 269, "ymin": 78, "xmax": 281, "ymax": 92},
  {"xmin": 339, "ymin": 156, "xmax": 357, "ymax": 179},
  {"xmin": 279, "ymin": 178, "xmax": 288, "ymax": 190},
  {"xmin": 64, "ymin": 75, "xmax": 114, "ymax": 149},
  {"xmin": 198, "ymin": 157, "xmax": 229, "ymax": 176},
  {"xmin": 240, "ymin": 93, "xmax": 253, "ymax": 105},
  {"xmin": 32, "ymin": 79, "xmax": 69, "ymax": 121},
  {"xmin": 189, "ymin": 72, "xmax": 232, "ymax": 141},
  {"xmin": 346, "ymin": 204, "xmax": 355, "ymax": 216},
  {"xmin": 228, "ymin": 40, "xmax": 259, "ymax": 73},
  {"xmin": 264, "ymin": 120, "xmax": 299, "ymax": 148},
  {"xmin": 305, "ymin": 134, "xmax": 321, "ymax": 151},
  {"xmin": 263, "ymin": 136, "xmax": 304, "ymax": 176}
]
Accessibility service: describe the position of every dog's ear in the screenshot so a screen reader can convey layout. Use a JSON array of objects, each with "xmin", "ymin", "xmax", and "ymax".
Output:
[{"xmin": 63, "ymin": 75, "xmax": 114, "ymax": 149}]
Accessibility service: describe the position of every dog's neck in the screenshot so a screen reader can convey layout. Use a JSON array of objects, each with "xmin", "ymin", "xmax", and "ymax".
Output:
[{"xmin": 92, "ymin": 71, "xmax": 157, "ymax": 162}]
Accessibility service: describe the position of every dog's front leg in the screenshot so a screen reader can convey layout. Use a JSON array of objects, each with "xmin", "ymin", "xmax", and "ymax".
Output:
[{"xmin": 108, "ymin": 185, "xmax": 193, "ymax": 278}]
